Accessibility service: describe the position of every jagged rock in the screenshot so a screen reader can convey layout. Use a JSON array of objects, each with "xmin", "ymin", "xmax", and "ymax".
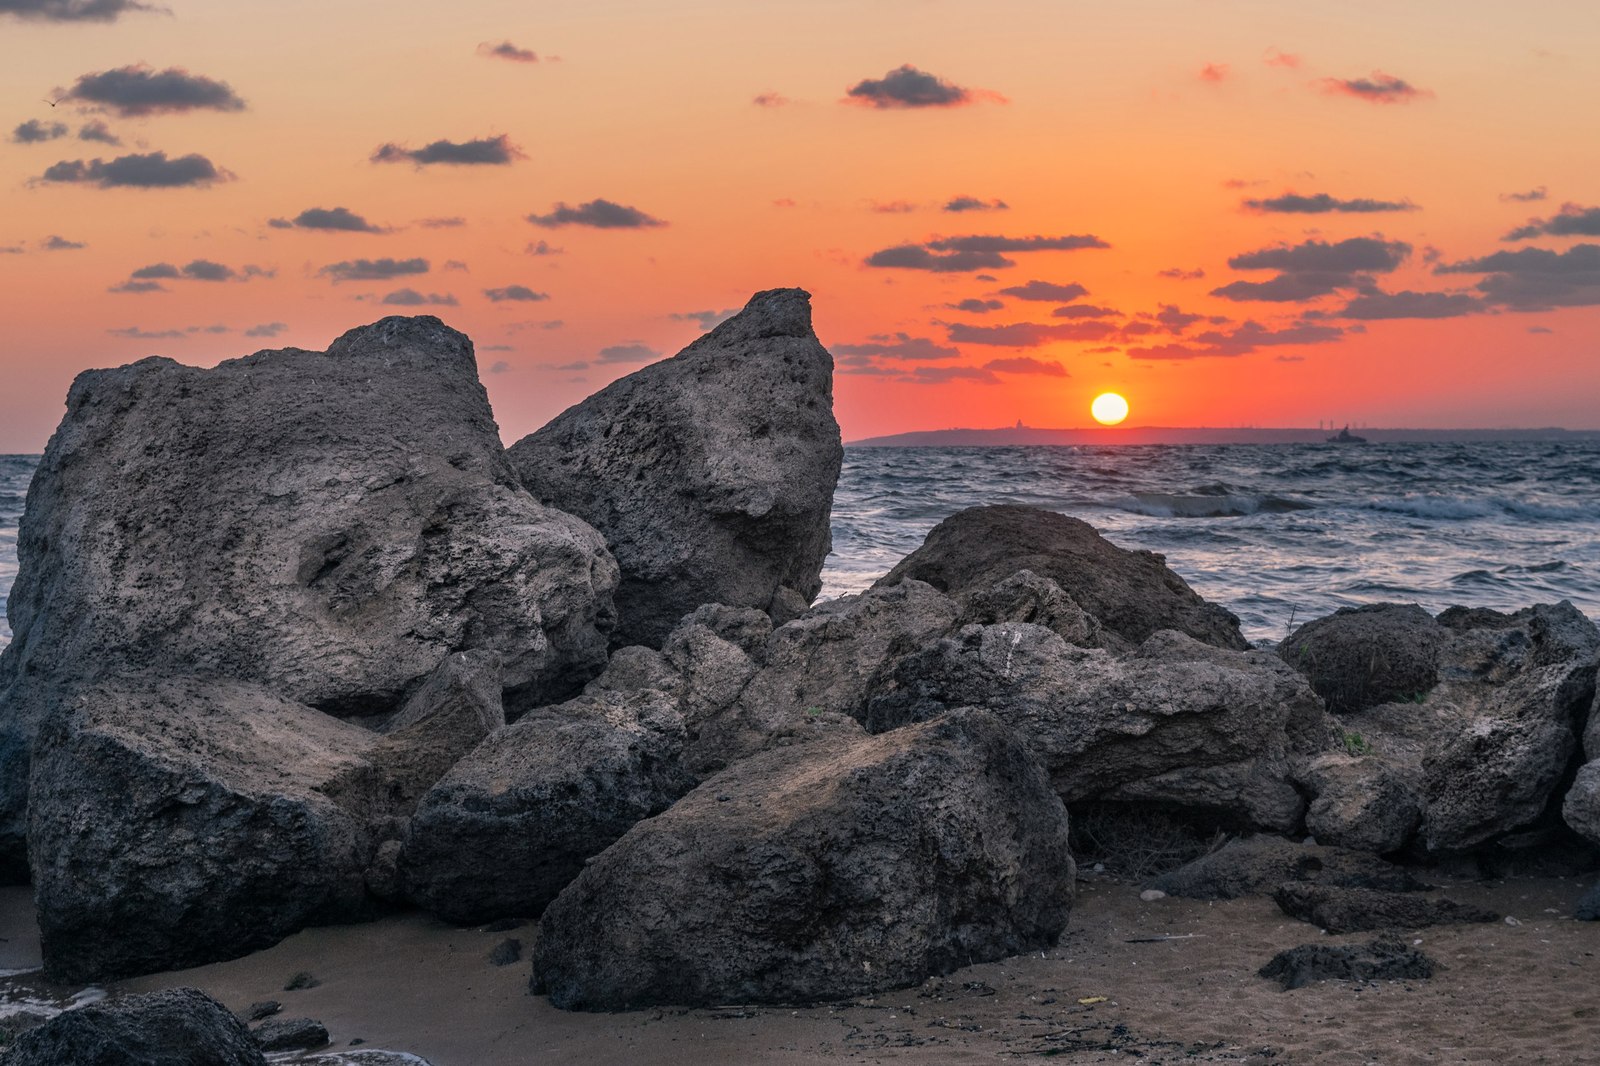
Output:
[
  {"xmin": 954, "ymin": 569, "xmax": 1100, "ymax": 647},
  {"xmin": 251, "ymin": 1017, "xmax": 330, "ymax": 1052},
  {"xmin": 362, "ymin": 649, "xmax": 506, "ymax": 811},
  {"xmin": 507, "ymin": 288, "xmax": 842, "ymax": 647},
  {"xmin": 400, "ymin": 689, "xmax": 695, "ymax": 924},
  {"xmin": 1259, "ymin": 937, "xmax": 1434, "ymax": 990},
  {"xmin": 0, "ymin": 316, "xmax": 619, "ymax": 876},
  {"xmin": 865, "ymin": 625, "xmax": 1330, "ymax": 831},
  {"xmin": 1273, "ymin": 883, "xmax": 1500, "ymax": 933},
  {"xmin": 1, "ymin": 987, "xmax": 266, "ymax": 1066},
  {"xmin": 1278, "ymin": 603, "xmax": 1444, "ymax": 714},
  {"xmin": 532, "ymin": 710, "xmax": 1074, "ymax": 1011},
  {"xmin": 873, "ymin": 505, "xmax": 1248, "ymax": 651},
  {"xmin": 1563, "ymin": 762, "xmax": 1600, "ymax": 847},
  {"xmin": 1145, "ymin": 836, "xmax": 1428, "ymax": 900},
  {"xmin": 1298, "ymin": 751, "xmax": 1422, "ymax": 853}
]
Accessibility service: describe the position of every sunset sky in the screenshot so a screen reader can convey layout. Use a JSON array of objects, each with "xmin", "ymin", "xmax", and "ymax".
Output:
[{"xmin": 3, "ymin": 0, "xmax": 1598, "ymax": 452}]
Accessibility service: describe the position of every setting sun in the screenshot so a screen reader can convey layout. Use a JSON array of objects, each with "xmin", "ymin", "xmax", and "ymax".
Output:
[{"xmin": 1091, "ymin": 392, "xmax": 1130, "ymax": 426}]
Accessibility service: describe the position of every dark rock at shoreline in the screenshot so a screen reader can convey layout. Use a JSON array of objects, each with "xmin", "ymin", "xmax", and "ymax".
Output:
[
  {"xmin": 240, "ymin": 1002, "xmax": 281, "ymax": 1022},
  {"xmin": 1273, "ymin": 883, "xmax": 1500, "ymax": 933},
  {"xmin": 2, "ymin": 987, "xmax": 266, "ymax": 1065},
  {"xmin": 508, "ymin": 288, "xmax": 842, "ymax": 648},
  {"xmin": 873, "ymin": 505, "xmax": 1249, "ymax": 651},
  {"xmin": 251, "ymin": 1016, "xmax": 330, "ymax": 1052},
  {"xmin": 1277, "ymin": 603, "xmax": 1443, "ymax": 714},
  {"xmin": 532, "ymin": 710, "xmax": 1074, "ymax": 1011},
  {"xmin": 1145, "ymin": 836, "xmax": 1428, "ymax": 901},
  {"xmin": 1260, "ymin": 937, "xmax": 1434, "ymax": 990}
]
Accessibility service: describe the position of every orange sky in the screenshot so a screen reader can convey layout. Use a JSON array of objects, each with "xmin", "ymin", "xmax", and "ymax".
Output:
[{"xmin": 3, "ymin": 0, "xmax": 1598, "ymax": 451}]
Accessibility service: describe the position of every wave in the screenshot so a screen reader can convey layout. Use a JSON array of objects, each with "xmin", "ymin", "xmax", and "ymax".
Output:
[
  {"xmin": 1121, "ymin": 484, "xmax": 1315, "ymax": 519},
  {"xmin": 1362, "ymin": 495, "xmax": 1600, "ymax": 522}
]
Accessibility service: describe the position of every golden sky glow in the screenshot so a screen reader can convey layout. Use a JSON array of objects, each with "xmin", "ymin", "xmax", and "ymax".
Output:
[{"xmin": 2, "ymin": 0, "xmax": 1598, "ymax": 450}]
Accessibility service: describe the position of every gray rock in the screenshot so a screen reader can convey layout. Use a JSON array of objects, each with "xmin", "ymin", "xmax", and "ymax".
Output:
[
  {"xmin": 507, "ymin": 288, "xmax": 842, "ymax": 648},
  {"xmin": 1299, "ymin": 751, "xmax": 1422, "ymax": 853},
  {"xmin": 1145, "ymin": 836, "xmax": 1428, "ymax": 900},
  {"xmin": 2, "ymin": 987, "xmax": 266, "ymax": 1066},
  {"xmin": 532, "ymin": 710, "xmax": 1074, "ymax": 1011},
  {"xmin": 1259, "ymin": 937, "xmax": 1434, "ymax": 990},
  {"xmin": 252, "ymin": 1016, "xmax": 330, "ymax": 1052},
  {"xmin": 0, "ymin": 316, "xmax": 619, "ymax": 874},
  {"xmin": 488, "ymin": 938, "xmax": 523, "ymax": 966},
  {"xmin": 1562, "ymin": 761, "xmax": 1600, "ymax": 847},
  {"xmin": 873, "ymin": 505, "xmax": 1248, "ymax": 651},
  {"xmin": 954, "ymin": 569, "xmax": 1100, "ymax": 647},
  {"xmin": 241, "ymin": 1002, "xmax": 282, "ymax": 1023},
  {"xmin": 1273, "ymin": 883, "xmax": 1500, "ymax": 934},
  {"xmin": 400, "ymin": 689, "xmax": 695, "ymax": 924},
  {"xmin": 1277, "ymin": 603, "xmax": 1444, "ymax": 714},
  {"xmin": 1575, "ymin": 882, "xmax": 1600, "ymax": 921}
]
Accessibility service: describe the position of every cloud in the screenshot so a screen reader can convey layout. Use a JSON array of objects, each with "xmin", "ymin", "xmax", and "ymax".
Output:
[
  {"xmin": 1528, "ymin": 326, "xmax": 1554, "ymax": 334},
  {"xmin": 12, "ymin": 119, "xmax": 67, "ymax": 143},
  {"xmin": 1320, "ymin": 71, "xmax": 1430, "ymax": 104},
  {"xmin": 478, "ymin": 40, "xmax": 538, "ymax": 63},
  {"xmin": 944, "ymin": 195, "xmax": 1008, "ymax": 213},
  {"xmin": 906, "ymin": 365, "xmax": 1001, "ymax": 385},
  {"xmin": 245, "ymin": 322, "xmax": 288, "ymax": 338},
  {"xmin": 182, "ymin": 259, "xmax": 235, "ymax": 281},
  {"xmin": 185, "ymin": 323, "xmax": 229, "ymax": 334},
  {"xmin": 1436, "ymin": 243, "xmax": 1600, "ymax": 308},
  {"xmin": 1211, "ymin": 271, "xmax": 1359, "ymax": 302},
  {"xmin": 928, "ymin": 234, "xmax": 1108, "ymax": 253},
  {"xmin": 40, "ymin": 235, "xmax": 85, "ymax": 250},
  {"xmin": 869, "ymin": 200, "xmax": 919, "ymax": 214},
  {"xmin": 1229, "ymin": 237, "xmax": 1412, "ymax": 273},
  {"xmin": 77, "ymin": 120, "xmax": 120, "ymax": 145},
  {"xmin": 525, "ymin": 240, "xmax": 564, "ymax": 256},
  {"xmin": 1500, "ymin": 186, "xmax": 1548, "ymax": 203},
  {"xmin": 37, "ymin": 151, "xmax": 229, "ymax": 188},
  {"xmin": 1338, "ymin": 289, "xmax": 1485, "ymax": 319},
  {"xmin": 772, "ymin": 198, "xmax": 797, "ymax": 208},
  {"xmin": 671, "ymin": 308, "xmax": 738, "ymax": 331},
  {"xmin": 1147, "ymin": 304, "xmax": 1206, "ymax": 332},
  {"xmin": 443, "ymin": 260, "xmax": 469, "ymax": 272},
  {"xmin": 834, "ymin": 333, "xmax": 960, "ymax": 361},
  {"xmin": 488, "ymin": 360, "xmax": 511, "ymax": 374},
  {"xmin": 0, "ymin": 245, "xmax": 24, "ymax": 254},
  {"xmin": 381, "ymin": 288, "xmax": 457, "ymax": 306},
  {"xmin": 553, "ymin": 360, "xmax": 588, "ymax": 371},
  {"xmin": 1159, "ymin": 266, "xmax": 1206, "ymax": 280},
  {"xmin": 1264, "ymin": 49, "xmax": 1301, "ymax": 69},
  {"xmin": 1502, "ymin": 203, "xmax": 1600, "ymax": 241},
  {"xmin": 418, "ymin": 216, "xmax": 466, "ymax": 229},
  {"xmin": 864, "ymin": 244, "xmax": 1012, "ymax": 272},
  {"xmin": 998, "ymin": 280, "xmax": 1088, "ymax": 302},
  {"xmin": 108, "ymin": 326, "xmax": 183, "ymax": 339},
  {"xmin": 0, "ymin": 0, "xmax": 161, "ymax": 20},
  {"xmin": 67, "ymin": 65, "xmax": 246, "ymax": 117},
  {"xmin": 319, "ymin": 257, "xmax": 429, "ymax": 283},
  {"xmin": 1127, "ymin": 319, "xmax": 1343, "ymax": 359},
  {"xmin": 1199, "ymin": 63, "xmax": 1229, "ymax": 83},
  {"xmin": 983, "ymin": 356, "xmax": 1067, "ymax": 376},
  {"xmin": 484, "ymin": 285, "xmax": 549, "ymax": 302},
  {"xmin": 108, "ymin": 279, "xmax": 164, "ymax": 292},
  {"xmin": 123, "ymin": 259, "xmax": 263, "ymax": 283},
  {"xmin": 372, "ymin": 134, "xmax": 523, "ymax": 166},
  {"xmin": 1050, "ymin": 303, "xmax": 1120, "ymax": 319},
  {"xmin": 946, "ymin": 320, "xmax": 1118, "ymax": 347},
  {"xmin": 752, "ymin": 92, "xmax": 790, "ymax": 107},
  {"xmin": 130, "ymin": 262, "xmax": 179, "ymax": 278},
  {"xmin": 843, "ymin": 64, "xmax": 1004, "ymax": 109},
  {"xmin": 947, "ymin": 298, "xmax": 1004, "ymax": 313},
  {"xmin": 273, "ymin": 206, "xmax": 384, "ymax": 233},
  {"xmin": 1243, "ymin": 191, "xmax": 1417, "ymax": 214},
  {"xmin": 596, "ymin": 343, "xmax": 660, "ymax": 364},
  {"xmin": 527, "ymin": 198, "xmax": 666, "ymax": 228}
]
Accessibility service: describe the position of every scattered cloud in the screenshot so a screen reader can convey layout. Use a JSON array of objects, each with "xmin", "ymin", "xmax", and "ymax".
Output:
[
  {"xmin": 1503, "ymin": 203, "xmax": 1600, "ymax": 241},
  {"xmin": 1213, "ymin": 237, "xmax": 1410, "ymax": 302},
  {"xmin": 753, "ymin": 92, "xmax": 790, "ymax": 107},
  {"xmin": 67, "ymin": 64, "xmax": 246, "ymax": 117},
  {"xmin": 1264, "ymin": 49, "xmax": 1301, "ymax": 69},
  {"xmin": 772, "ymin": 198, "xmax": 797, "ymax": 208},
  {"xmin": 108, "ymin": 279, "xmax": 164, "ymax": 293},
  {"xmin": 186, "ymin": 323, "xmax": 229, "ymax": 334},
  {"xmin": 1127, "ymin": 319, "xmax": 1343, "ymax": 359},
  {"xmin": 270, "ymin": 206, "xmax": 385, "ymax": 233},
  {"xmin": 484, "ymin": 285, "xmax": 549, "ymax": 302},
  {"xmin": 1159, "ymin": 266, "xmax": 1206, "ymax": 280},
  {"xmin": 596, "ymin": 343, "xmax": 660, "ymax": 363},
  {"xmin": 1243, "ymin": 191, "xmax": 1417, "ymax": 214},
  {"xmin": 418, "ymin": 216, "xmax": 466, "ymax": 229},
  {"xmin": 488, "ymin": 360, "xmax": 511, "ymax": 374},
  {"xmin": 943, "ymin": 195, "xmax": 1008, "ymax": 213},
  {"xmin": 864, "ymin": 244, "xmax": 1011, "ymax": 272},
  {"xmin": 318, "ymin": 257, "xmax": 429, "ymax": 283},
  {"xmin": 0, "ymin": 245, "xmax": 25, "ymax": 254},
  {"xmin": 478, "ymin": 40, "xmax": 538, "ymax": 63},
  {"xmin": 77, "ymin": 120, "xmax": 120, "ymax": 145},
  {"xmin": 525, "ymin": 240, "xmax": 564, "ymax": 255},
  {"xmin": 40, "ymin": 235, "xmax": 84, "ymax": 250},
  {"xmin": 930, "ymin": 234, "xmax": 1108, "ymax": 253},
  {"xmin": 245, "ymin": 322, "xmax": 288, "ymax": 338},
  {"xmin": 121, "ymin": 259, "xmax": 265, "ymax": 283},
  {"xmin": 671, "ymin": 308, "xmax": 738, "ymax": 331},
  {"xmin": 108, "ymin": 326, "xmax": 183, "ymax": 339},
  {"xmin": 130, "ymin": 262, "xmax": 179, "ymax": 279},
  {"xmin": 1500, "ymin": 186, "xmax": 1548, "ymax": 203},
  {"xmin": 381, "ymin": 288, "xmax": 457, "ymax": 306},
  {"xmin": 1146, "ymin": 304, "xmax": 1207, "ymax": 332},
  {"xmin": 1051, "ymin": 303, "xmax": 1120, "ymax": 319},
  {"xmin": 0, "ymin": 0, "xmax": 162, "ymax": 21},
  {"xmin": 906, "ymin": 365, "xmax": 1001, "ymax": 385},
  {"xmin": 526, "ymin": 198, "xmax": 666, "ymax": 228},
  {"xmin": 869, "ymin": 200, "xmax": 919, "ymax": 214},
  {"xmin": 37, "ymin": 151, "xmax": 230, "ymax": 188},
  {"xmin": 1199, "ymin": 63, "xmax": 1229, "ymax": 83},
  {"xmin": 12, "ymin": 119, "xmax": 67, "ymax": 143},
  {"xmin": 947, "ymin": 298, "xmax": 1004, "ymax": 313},
  {"xmin": 443, "ymin": 259, "xmax": 469, "ymax": 272},
  {"xmin": 1436, "ymin": 243, "xmax": 1600, "ymax": 309},
  {"xmin": 1338, "ymin": 289, "xmax": 1485, "ymax": 319},
  {"xmin": 945, "ymin": 320, "xmax": 1118, "ymax": 347},
  {"xmin": 181, "ymin": 259, "xmax": 239, "ymax": 281},
  {"xmin": 998, "ymin": 280, "xmax": 1087, "ymax": 302},
  {"xmin": 843, "ymin": 64, "xmax": 1005, "ymax": 109},
  {"xmin": 834, "ymin": 333, "xmax": 960, "ymax": 361},
  {"xmin": 983, "ymin": 356, "xmax": 1068, "ymax": 376},
  {"xmin": 372, "ymin": 134, "xmax": 523, "ymax": 166},
  {"xmin": 1528, "ymin": 325, "xmax": 1554, "ymax": 334},
  {"xmin": 1319, "ymin": 71, "xmax": 1430, "ymax": 104}
]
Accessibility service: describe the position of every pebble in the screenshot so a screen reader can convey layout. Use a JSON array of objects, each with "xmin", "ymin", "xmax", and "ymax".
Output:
[{"xmin": 1139, "ymin": 889, "xmax": 1167, "ymax": 902}]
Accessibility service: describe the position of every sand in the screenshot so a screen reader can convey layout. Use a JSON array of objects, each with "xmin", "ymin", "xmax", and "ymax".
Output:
[{"xmin": 1, "ymin": 874, "xmax": 1597, "ymax": 1064}]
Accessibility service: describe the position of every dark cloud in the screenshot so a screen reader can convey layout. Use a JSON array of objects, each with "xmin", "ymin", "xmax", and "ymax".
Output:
[
  {"xmin": 484, "ymin": 285, "xmax": 549, "ymax": 302},
  {"xmin": 1502, "ymin": 203, "xmax": 1600, "ymax": 241},
  {"xmin": 185, "ymin": 323, "xmax": 229, "ymax": 334},
  {"xmin": 130, "ymin": 262, "xmax": 179, "ymax": 279},
  {"xmin": 372, "ymin": 134, "xmax": 523, "ymax": 166},
  {"xmin": 478, "ymin": 40, "xmax": 538, "ymax": 63},
  {"xmin": 1339, "ymin": 289, "xmax": 1485, "ymax": 319},
  {"xmin": 944, "ymin": 195, "xmax": 1008, "ymax": 213},
  {"xmin": 526, "ymin": 198, "xmax": 665, "ymax": 228},
  {"xmin": 843, "ymin": 64, "xmax": 1003, "ymax": 109},
  {"xmin": 381, "ymin": 288, "xmax": 457, "ymax": 306},
  {"xmin": 1211, "ymin": 271, "xmax": 1358, "ymax": 302},
  {"xmin": 998, "ymin": 280, "xmax": 1087, "ymax": 302},
  {"xmin": 752, "ymin": 92, "xmax": 790, "ymax": 107},
  {"xmin": 983, "ymin": 356, "xmax": 1068, "ymax": 376},
  {"xmin": 1127, "ymin": 319, "xmax": 1343, "ymax": 359},
  {"xmin": 245, "ymin": 322, "xmax": 288, "ymax": 338},
  {"xmin": 1320, "ymin": 71, "xmax": 1429, "ymax": 104},
  {"xmin": 1244, "ymin": 191, "xmax": 1417, "ymax": 214},
  {"xmin": 525, "ymin": 240, "xmax": 563, "ymax": 256},
  {"xmin": 77, "ymin": 120, "xmax": 120, "ymax": 145},
  {"xmin": 671, "ymin": 308, "xmax": 738, "ymax": 331},
  {"xmin": 318, "ymin": 257, "xmax": 429, "ymax": 283},
  {"xmin": 12, "ymin": 119, "xmax": 67, "ymax": 143},
  {"xmin": 1436, "ymin": 243, "xmax": 1600, "ymax": 309},
  {"xmin": 108, "ymin": 326, "xmax": 183, "ymax": 339},
  {"xmin": 40, "ymin": 235, "xmax": 84, "ymax": 250},
  {"xmin": 68, "ymin": 65, "xmax": 246, "ymax": 117},
  {"xmin": 38, "ymin": 151, "xmax": 229, "ymax": 188},
  {"xmin": 181, "ymin": 259, "xmax": 234, "ymax": 281},
  {"xmin": 929, "ymin": 234, "xmax": 1108, "ymax": 253},
  {"xmin": 863, "ymin": 244, "xmax": 1012, "ymax": 272},
  {"xmin": 869, "ymin": 200, "xmax": 918, "ymax": 214},
  {"xmin": 1500, "ymin": 186, "xmax": 1548, "ymax": 203},
  {"xmin": 108, "ymin": 279, "xmax": 164, "ymax": 292},
  {"xmin": 834, "ymin": 333, "xmax": 960, "ymax": 361},
  {"xmin": 1229, "ymin": 237, "xmax": 1411, "ymax": 273},
  {"xmin": 596, "ymin": 343, "xmax": 660, "ymax": 364},
  {"xmin": 1159, "ymin": 267, "xmax": 1206, "ymax": 280},
  {"xmin": 1050, "ymin": 303, "xmax": 1119, "ymax": 319},
  {"xmin": 947, "ymin": 298, "xmax": 1004, "ymax": 314},
  {"xmin": 488, "ymin": 360, "xmax": 511, "ymax": 374},
  {"xmin": 0, "ymin": 0, "xmax": 161, "ymax": 21},
  {"xmin": 906, "ymin": 365, "xmax": 1001, "ymax": 385},
  {"xmin": 443, "ymin": 260, "xmax": 469, "ymax": 272},
  {"xmin": 275, "ymin": 206, "xmax": 384, "ymax": 233},
  {"xmin": 418, "ymin": 216, "xmax": 467, "ymax": 229},
  {"xmin": 946, "ymin": 320, "xmax": 1118, "ymax": 347},
  {"xmin": 1147, "ymin": 305, "xmax": 1205, "ymax": 332}
]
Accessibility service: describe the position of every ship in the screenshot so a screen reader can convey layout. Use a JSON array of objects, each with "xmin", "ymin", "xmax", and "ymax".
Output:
[{"xmin": 1327, "ymin": 425, "xmax": 1367, "ymax": 444}]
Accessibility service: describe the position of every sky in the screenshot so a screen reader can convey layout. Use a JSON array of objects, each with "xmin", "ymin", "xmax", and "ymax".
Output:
[{"xmin": 2, "ymin": 0, "xmax": 1598, "ymax": 452}]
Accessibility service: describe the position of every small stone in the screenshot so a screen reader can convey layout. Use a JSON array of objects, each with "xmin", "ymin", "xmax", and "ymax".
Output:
[
  {"xmin": 1139, "ymin": 889, "xmax": 1166, "ymax": 902},
  {"xmin": 488, "ymin": 938, "xmax": 523, "ymax": 966},
  {"xmin": 242, "ymin": 1001, "xmax": 281, "ymax": 1022},
  {"xmin": 252, "ymin": 1017, "xmax": 329, "ymax": 1052},
  {"xmin": 1504, "ymin": 915, "xmax": 1521, "ymax": 926},
  {"xmin": 283, "ymin": 971, "xmax": 319, "ymax": 991}
]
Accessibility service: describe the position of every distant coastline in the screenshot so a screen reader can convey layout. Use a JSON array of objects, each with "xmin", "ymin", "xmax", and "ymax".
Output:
[{"xmin": 848, "ymin": 426, "xmax": 1600, "ymax": 447}]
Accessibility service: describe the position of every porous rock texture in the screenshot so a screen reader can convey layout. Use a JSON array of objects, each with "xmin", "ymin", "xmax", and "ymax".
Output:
[
  {"xmin": 1145, "ymin": 835, "xmax": 1428, "ymax": 901},
  {"xmin": 1259, "ymin": 937, "xmax": 1434, "ymax": 990},
  {"xmin": 0, "ymin": 316, "xmax": 619, "ymax": 877},
  {"xmin": 0, "ymin": 987, "xmax": 266, "ymax": 1066},
  {"xmin": 1277, "ymin": 603, "xmax": 1445, "ymax": 714},
  {"xmin": 532, "ymin": 710, "xmax": 1074, "ymax": 1011},
  {"xmin": 1273, "ymin": 883, "xmax": 1500, "ymax": 934},
  {"xmin": 873, "ymin": 505, "xmax": 1249, "ymax": 651},
  {"xmin": 507, "ymin": 288, "xmax": 843, "ymax": 648}
]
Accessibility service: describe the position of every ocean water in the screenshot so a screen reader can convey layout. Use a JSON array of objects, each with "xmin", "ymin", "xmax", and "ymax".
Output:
[{"xmin": 2, "ymin": 443, "xmax": 1598, "ymax": 650}]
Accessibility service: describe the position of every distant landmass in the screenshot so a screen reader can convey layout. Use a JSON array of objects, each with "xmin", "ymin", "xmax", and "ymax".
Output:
[{"xmin": 849, "ymin": 425, "xmax": 1600, "ymax": 447}]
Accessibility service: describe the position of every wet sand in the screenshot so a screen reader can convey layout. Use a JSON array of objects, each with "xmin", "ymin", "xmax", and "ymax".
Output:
[{"xmin": 2, "ymin": 875, "xmax": 1597, "ymax": 1064}]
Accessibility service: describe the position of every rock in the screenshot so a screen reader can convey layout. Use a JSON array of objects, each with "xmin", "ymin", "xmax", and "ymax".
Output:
[
  {"xmin": 362, "ymin": 650, "xmax": 506, "ymax": 811},
  {"xmin": 954, "ymin": 569, "xmax": 1100, "ymax": 647},
  {"xmin": 1138, "ymin": 889, "xmax": 1167, "ymax": 902},
  {"xmin": 0, "ymin": 316, "xmax": 619, "ymax": 874},
  {"xmin": 507, "ymin": 288, "xmax": 842, "ymax": 647},
  {"xmin": 400, "ymin": 689, "xmax": 695, "ymax": 924},
  {"xmin": 252, "ymin": 1017, "xmax": 330, "ymax": 1052},
  {"xmin": 873, "ymin": 505, "xmax": 1248, "ymax": 651},
  {"xmin": 1562, "ymin": 761, "xmax": 1600, "ymax": 846},
  {"xmin": 488, "ymin": 938, "xmax": 523, "ymax": 966},
  {"xmin": 1145, "ymin": 836, "xmax": 1428, "ymax": 900},
  {"xmin": 532, "ymin": 710, "xmax": 1074, "ymax": 1011},
  {"xmin": 1298, "ymin": 750, "xmax": 1422, "ymax": 853},
  {"xmin": 1575, "ymin": 883, "xmax": 1600, "ymax": 921},
  {"xmin": 1, "ymin": 987, "xmax": 266, "ymax": 1066},
  {"xmin": 241, "ymin": 1002, "xmax": 282, "ymax": 1022},
  {"xmin": 283, "ymin": 971, "xmax": 320, "ymax": 991},
  {"xmin": 1273, "ymin": 883, "xmax": 1500, "ymax": 934},
  {"xmin": 1277, "ymin": 603, "xmax": 1444, "ymax": 714},
  {"xmin": 865, "ymin": 624, "xmax": 1330, "ymax": 832},
  {"xmin": 1259, "ymin": 937, "xmax": 1434, "ymax": 990}
]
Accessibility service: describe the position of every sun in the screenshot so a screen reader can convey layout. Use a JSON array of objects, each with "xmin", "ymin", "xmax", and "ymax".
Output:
[{"xmin": 1091, "ymin": 392, "xmax": 1130, "ymax": 426}]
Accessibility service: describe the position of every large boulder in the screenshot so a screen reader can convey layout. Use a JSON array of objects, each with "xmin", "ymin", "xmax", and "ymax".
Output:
[
  {"xmin": 0, "ymin": 316, "xmax": 619, "ymax": 874},
  {"xmin": 1, "ymin": 987, "xmax": 265, "ymax": 1066},
  {"xmin": 1145, "ymin": 835, "xmax": 1426, "ymax": 900},
  {"xmin": 873, "ymin": 505, "xmax": 1248, "ymax": 651},
  {"xmin": 507, "ymin": 288, "xmax": 843, "ymax": 647},
  {"xmin": 1277, "ymin": 603, "xmax": 1444, "ymax": 714},
  {"xmin": 532, "ymin": 710, "xmax": 1074, "ymax": 1010}
]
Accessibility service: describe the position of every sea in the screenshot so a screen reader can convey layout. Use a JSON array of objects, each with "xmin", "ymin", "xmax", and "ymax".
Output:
[{"xmin": 2, "ymin": 442, "xmax": 1598, "ymax": 649}]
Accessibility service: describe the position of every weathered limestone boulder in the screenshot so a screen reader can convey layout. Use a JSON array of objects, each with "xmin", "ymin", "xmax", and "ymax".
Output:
[
  {"xmin": 532, "ymin": 710, "xmax": 1074, "ymax": 1010},
  {"xmin": 1277, "ymin": 603, "xmax": 1444, "ymax": 714},
  {"xmin": 1299, "ymin": 750, "xmax": 1422, "ymax": 853},
  {"xmin": 873, "ymin": 504, "xmax": 1248, "ymax": 651},
  {"xmin": 865, "ymin": 625, "xmax": 1331, "ymax": 831},
  {"xmin": 0, "ymin": 316, "xmax": 619, "ymax": 875},
  {"xmin": 400, "ymin": 689, "xmax": 695, "ymax": 924},
  {"xmin": 1145, "ymin": 836, "xmax": 1427, "ymax": 900},
  {"xmin": 507, "ymin": 288, "xmax": 843, "ymax": 647},
  {"xmin": 1, "ymin": 988, "xmax": 266, "ymax": 1066}
]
